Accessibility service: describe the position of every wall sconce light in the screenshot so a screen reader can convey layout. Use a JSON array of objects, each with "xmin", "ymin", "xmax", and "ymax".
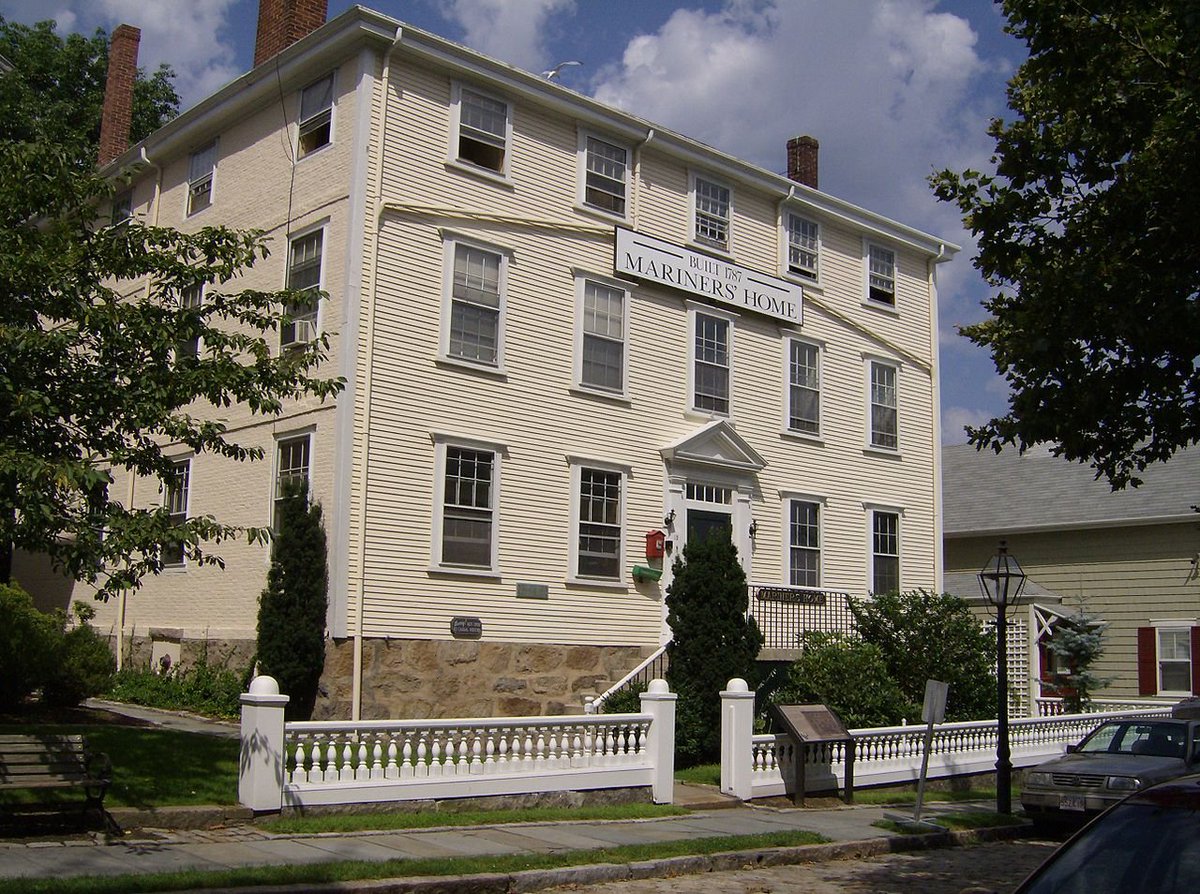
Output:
[
  {"xmin": 663, "ymin": 509, "xmax": 676, "ymax": 527},
  {"xmin": 748, "ymin": 520, "xmax": 758, "ymax": 539}
]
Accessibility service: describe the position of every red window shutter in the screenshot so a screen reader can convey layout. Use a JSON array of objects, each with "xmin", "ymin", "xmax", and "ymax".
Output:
[
  {"xmin": 1192, "ymin": 628, "xmax": 1200, "ymax": 695},
  {"xmin": 1137, "ymin": 627, "xmax": 1157, "ymax": 696}
]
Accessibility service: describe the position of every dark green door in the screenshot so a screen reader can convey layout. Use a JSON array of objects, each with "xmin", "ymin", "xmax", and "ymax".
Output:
[{"xmin": 687, "ymin": 508, "xmax": 732, "ymax": 546}]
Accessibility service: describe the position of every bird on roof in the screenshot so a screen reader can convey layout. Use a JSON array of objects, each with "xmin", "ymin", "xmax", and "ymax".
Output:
[{"xmin": 542, "ymin": 60, "xmax": 582, "ymax": 80}]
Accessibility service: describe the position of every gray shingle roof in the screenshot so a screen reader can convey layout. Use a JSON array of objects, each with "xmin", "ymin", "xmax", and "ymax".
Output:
[{"xmin": 942, "ymin": 444, "xmax": 1200, "ymax": 535}]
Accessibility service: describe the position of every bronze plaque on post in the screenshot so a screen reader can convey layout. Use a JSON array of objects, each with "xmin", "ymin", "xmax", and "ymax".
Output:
[{"xmin": 770, "ymin": 703, "xmax": 855, "ymax": 806}]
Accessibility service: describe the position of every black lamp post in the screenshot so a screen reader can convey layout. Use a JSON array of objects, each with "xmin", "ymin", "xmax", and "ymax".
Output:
[{"xmin": 978, "ymin": 541, "xmax": 1026, "ymax": 814}]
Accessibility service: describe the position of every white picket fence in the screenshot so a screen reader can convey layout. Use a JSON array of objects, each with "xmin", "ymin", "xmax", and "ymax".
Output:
[{"xmin": 238, "ymin": 675, "xmax": 676, "ymax": 812}]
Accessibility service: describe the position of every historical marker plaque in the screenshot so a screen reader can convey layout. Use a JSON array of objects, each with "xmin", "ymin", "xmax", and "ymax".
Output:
[
  {"xmin": 770, "ymin": 703, "xmax": 855, "ymax": 806},
  {"xmin": 450, "ymin": 616, "xmax": 483, "ymax": 639}
]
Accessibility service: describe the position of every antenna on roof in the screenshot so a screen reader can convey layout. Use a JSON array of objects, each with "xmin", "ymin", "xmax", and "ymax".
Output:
[{"xmin": 542, "ymin": 60, "xmax": 582, "ymax": 80}]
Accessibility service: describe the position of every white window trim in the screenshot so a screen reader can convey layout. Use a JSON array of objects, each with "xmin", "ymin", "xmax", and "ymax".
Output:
[
  {"xmin": 783, "ymin": 211, "xmax": 821, "ymax": 285},
  {"xmin": 575, "ymin": 129, "xmax": 631, "ymax": 222},
  {"xmin": 780, "ymin": 491, "xmax": 826, "ymax": 590},
  {"xmin": 573, "ymin": 273, "xmax": 630, "ymax": 399},
  {"xmin": 271, "ymin": 428, "xmax": 315, "ymax": 532},
  {"xmin": 689, "ymin": 171, "xmax": 733, "ymax": 256},
  {"xmin": 175, "ymin": 283, "xmax": 204, "ymax": 362},
  {"xmin": 863, "ymin": 502, "xmax": 904, "ymax": 596},
  {"xmin": 296, "ymin": 71, "xmax": 335, "ymax": 159},
  {"xmin": 782, "ymin": 335, "xmax": 823, "ymax": 441},
  {"xmin": 686, "ymin": 301, "xmax": 737, "ymax": 418},
  {"xmin": 281, "ymin": 222, "xmax": 327, "ymax": 349},
  {"xmin": 567, "ymin": 458, "xmax": 629, "ymax": 587},
  {"xmin": 162, "ymin": 456, "xmax": 192, "ymax": 569},
  {"xmin": 1150, "ymin": 621, "xmax": 1197, "ymax": 696},
  {"xmin": 864, "ymin": 355, "xmax": 901, "ymax": 454},
  {"xmin": 439, "ymin": 234, "xmax": 511, "ymax": 373},
  {"xmin": 186, "ymin": 139, "xmax": 217, "ymax": 217},
  {"xmin": 448, "ymin": 81, "xmax": 513, "ymax": 183},
  {"xmin": 863, "ymin": 238, "xmax": 898, "ymax": 311},
  {"xmin": 430, "ymin": 436, "xmax": 505, "ymax": 576}
]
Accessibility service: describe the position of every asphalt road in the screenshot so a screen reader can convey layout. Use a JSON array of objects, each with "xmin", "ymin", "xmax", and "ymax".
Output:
[{"xmin": 555, "ymin": 839, "xmax": 1059, "ymax": 894}]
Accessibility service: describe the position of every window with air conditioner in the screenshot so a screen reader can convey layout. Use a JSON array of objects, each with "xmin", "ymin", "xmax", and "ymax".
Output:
[{"xmin": 282, "ymin": 229, "xmax": 322, "ymax": 348}]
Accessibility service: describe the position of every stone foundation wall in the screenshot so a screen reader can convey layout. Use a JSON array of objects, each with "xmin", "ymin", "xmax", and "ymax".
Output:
[
  {"xmin": 314, "ymin": 638, "xmax": 654, "ymax": 720},
  {"xmin": 113, "ymin": 632, "xmax": 256, "ymax": 676}
]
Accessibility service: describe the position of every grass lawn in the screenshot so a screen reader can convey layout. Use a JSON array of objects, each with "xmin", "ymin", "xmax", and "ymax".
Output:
[
  {"xmin": 674, "ymin": 763, "xmax": 721, "ymax": 786},
  {"xmin": 0, "ymin": 828, "xmax": 829, "ymax": 894},
  {"xmin": 872, "ymin": 811, "xmax": 1026, "ymax": 834}
]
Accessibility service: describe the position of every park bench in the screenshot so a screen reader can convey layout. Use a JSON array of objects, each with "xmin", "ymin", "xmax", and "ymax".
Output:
[{"xmin": 0, "ymin": 734, "xmax": 113, "ymax": 831}]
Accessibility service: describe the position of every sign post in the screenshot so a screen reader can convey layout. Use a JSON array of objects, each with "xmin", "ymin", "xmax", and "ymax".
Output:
[{"xmin": 886, "ymin": 679, "xmax": 949, "ymax": 831}]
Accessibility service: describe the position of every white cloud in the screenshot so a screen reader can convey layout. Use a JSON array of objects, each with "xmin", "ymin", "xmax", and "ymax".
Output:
[
  {"xmin": 941, "ymin": 406, "xmax": 988, "ymax": 445},
  {"xmin": 440, "ymin": 0, "xmax": 576, "ymax": 73}
]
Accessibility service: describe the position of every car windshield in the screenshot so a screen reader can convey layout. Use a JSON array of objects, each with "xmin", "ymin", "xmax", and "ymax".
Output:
[
  {"xmin": 1018, "ymin": 800, "xmax": 1200, "ymax": 892},
  {"xmin": 1077, "ymin": 721, "xmax": 1187, "ymax": 759}
]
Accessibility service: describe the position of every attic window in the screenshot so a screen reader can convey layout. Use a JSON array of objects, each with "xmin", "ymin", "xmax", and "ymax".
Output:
[
  {"xmin": 456, "ymin": 86, "xmax": 509, "ymax": 174},
  {"xmin": 187, "ymin": 140, "xmax": 216, "ymax": 215},
  {"xmin": 298, "ymin": 73, "xmax": 333, "ymax": 157}
]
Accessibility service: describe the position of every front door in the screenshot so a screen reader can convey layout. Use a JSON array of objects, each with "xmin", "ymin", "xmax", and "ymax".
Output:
[{"xmin": 687, "ymin": 508, "xmax": 733, "ymax": 547}]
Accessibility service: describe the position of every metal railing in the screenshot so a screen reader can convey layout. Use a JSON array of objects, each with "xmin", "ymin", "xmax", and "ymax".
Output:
[{"xmin": 748, "ymin": 585, "xmax": 856, "ymax": 651}]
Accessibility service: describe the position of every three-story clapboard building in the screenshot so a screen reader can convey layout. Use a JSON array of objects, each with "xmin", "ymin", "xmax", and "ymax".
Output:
[{"xmin": 16, "ymin": 1, "xmax": 957, "ymax": 720}]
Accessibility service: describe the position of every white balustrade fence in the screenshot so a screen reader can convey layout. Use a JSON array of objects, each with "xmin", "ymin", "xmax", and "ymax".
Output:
[
  {"xmin": 239, "ymin": 675, "xmax": 677, "ymax": 812},
  {"xmin": 720, "ymin": 678, "xmax": 1171, "ymax": 800}
]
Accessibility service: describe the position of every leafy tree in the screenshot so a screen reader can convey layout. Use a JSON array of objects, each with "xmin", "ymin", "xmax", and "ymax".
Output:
[
  {"xmin": 0, "ymin": 139, "xmax": 343, "ymax": 598},
  {"xmin": 256, "ymin": 481, "xmax": 329, "ymax": 721},
  {"xmin": 850, "ymin": 590, "xmax": 997, "ymax": 722},
  {"xmin": 665, "ymin": 535, "xmax": 763, "ymax": 766},
  {"xmin": 1042, "ymin": 611, "xmax": 1111, "ymax": 713},
  {"xmin": 0, "ymin": 17, "xmax": 180, "ymax": 163},
  {"xmin": 931, "ymin": 1, "xmax": 1200, "ymax": 488},
  {"xmin": 771, "ymin": 632, "xmax": 913, "ymax": 729}
]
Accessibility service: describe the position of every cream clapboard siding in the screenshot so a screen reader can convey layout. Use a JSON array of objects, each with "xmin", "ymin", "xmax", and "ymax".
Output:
[
  {"xmin": 343, "ymin": 53, "xmax": 941, "ymax": 647},
  {"xmin": 946, "ymin": 526, "xmax": 1200, "ymax": 698},
  {"xmin": 57, "ymin": 49, "xmax": 366, "ymax": 642}
]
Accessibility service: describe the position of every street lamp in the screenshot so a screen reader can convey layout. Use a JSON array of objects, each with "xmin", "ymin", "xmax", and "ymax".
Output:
[{"xmin": 978, "ymin": 541, "xmax": 1026, "ymax": 814}]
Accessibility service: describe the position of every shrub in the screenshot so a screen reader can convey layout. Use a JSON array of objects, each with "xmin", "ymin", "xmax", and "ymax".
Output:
[
  {"xmin": 42, "ymin": 605, "xmax": 116, "ymax": 707},
  {"xmin": 600, "ymin": 682, "xmax": 647, "ymax": 715},
  {"xmin": 771, "ymin": 632, "xmax": 913, "ymax": 729},
  {"xmin": 107, "ymin": 653, "xmax": 247, "ymax": 719},
  {"xmin": 0, "ymin": 583, "xmax": 58, "ymax": 710},
  {"xmin": 665, "ymin": 535, "xmax": 763, "ymax": 766},
  {"xmin": 1042, "ymin": 610, "xmax": 1111, "ymax": 712},
  {"xmin": 256, "ymin": 480, "xmax": 328, "ymax": 720}
]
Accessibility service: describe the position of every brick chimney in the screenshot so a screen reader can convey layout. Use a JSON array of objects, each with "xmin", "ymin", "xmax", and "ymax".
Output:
[
  {"xmin": 98, "ymin": 24, "xmax": 140, "ymax": 167},
  {"xmin": 255, "ymin": 0, "xmax": 329, "ymax": 67},
  {"xmin": 786, "ymin": 135, "xmax": 819, "ymax": 190}
]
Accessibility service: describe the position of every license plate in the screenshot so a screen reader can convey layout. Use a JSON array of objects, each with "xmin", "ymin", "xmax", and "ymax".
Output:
[{"xmin": 1060, "ymin": 795, "xmax": 1086, "ymax": 812}]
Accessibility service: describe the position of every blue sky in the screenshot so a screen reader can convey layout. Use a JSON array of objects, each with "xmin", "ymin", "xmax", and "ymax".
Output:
[{"xmin": 1, "ymin": 0, "xmax": 1027, "ymax": 443}]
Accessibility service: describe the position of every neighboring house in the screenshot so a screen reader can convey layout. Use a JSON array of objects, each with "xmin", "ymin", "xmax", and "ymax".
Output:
[
  {"xmin": 13, "ymin": 1, "xmax": 956, "ymax": 720},
  {"xmin": 943, "ymin": 444, "xmax": 1200, "ymax": 711}
]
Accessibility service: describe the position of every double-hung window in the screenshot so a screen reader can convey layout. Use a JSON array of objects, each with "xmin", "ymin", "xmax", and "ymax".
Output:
[
  {"xmin": 187, "ymin": 140, "xmax": 217, "ymax": 215},
  {"xmin": 274, "ymin": 434, "xmax": 311, "ymax": 530},
  {"xmin": 447, "ymin": 241, "xmax": 506, "ymax": 367},
  {"xmin": 176, "ymin": 284, "xmax": 203, "ymax": 360},
  {"xmin": 282, "ymin": 229, "xmax": 322, "ymax": 348},
  {"xmin": 298, "ymin": 73, "xmax": 334, "ymax": 157},
  {"xmin": 871, "ymin": 510, "xmax": 900, "ymax": 594},
  {"xmin": 578, "ymin": 278, "xmax": 627, "ymax": 394},
  {"xmin": 787, "ymin": 339, "xmax": 820, "ymax": 436},
  {"xmin": 693, "ymin": 175, "xmax": 731, "ymax": 250},
  {"xmin": 788, "ymin": 499, "xmax": 820, "ymax": 588},
  {"xmin": 439, "ymin": 445, "xmax": 497, "ymax": 570},
  {"xmin": 1158, "ymin": 628, "xmax": 1193, "ymax": 693},
  {"xmin": 869, "ymin": 360, "xmax": 898, "ymax": 450},
  {"xmin": 162, "ymin": 458, "xmax": 190, "ymax": 567},
  {"xmin": 455, "ymin": 86, "xmax": 510, "ymax": 175},
  {"xmin": 582, "ymin": 135, "xmax": 628, "ymax": 216},
  {"xmin": 692, "ymin": 309, "xmax": 732, "ymax": 415},
  {"xmin": 573, "ymin": 465, "xmax": 624, "ymax": 581},
  {"xmin": 112, "ymin": 191, "xmax": 133, "ymax": 224},
  {"xmin": 787, "ymin": 214, "xmax": 819, "ymax": 280},
  {"xmin": 866, "ymin": 242, "xmax": 896, "ymax": 306}
]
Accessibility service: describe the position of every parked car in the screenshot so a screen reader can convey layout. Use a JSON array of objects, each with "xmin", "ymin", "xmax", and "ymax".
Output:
[
  {"xmin": 1020, "ymin": 699, "xmax": 1200, "ymax": 830},
  {"xmin": 1013, "ymin": 773, "xmax": 1200, "ymax": 892}
]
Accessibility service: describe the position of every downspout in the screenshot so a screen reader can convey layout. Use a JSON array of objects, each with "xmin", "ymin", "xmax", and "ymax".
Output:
[
  {"xmin": 929, "ymin": 241, "xmax": 947, "ymax": 596},
  {"xmin": 351, "ymin": 26, "xmax": 404, "ymax": 722},
  {"xmin": 631, "ymin": 128, "xmax": 654, "ymax": 230}
]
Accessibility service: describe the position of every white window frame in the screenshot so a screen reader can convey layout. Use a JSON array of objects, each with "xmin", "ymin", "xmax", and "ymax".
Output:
[
  {"xmin": 866, "ymin": 505, "xmax": 902, "ymax": 595},
  {"xmin": 187, "ymin": 139, "xmax": 217, "ymax": 215},
  {"xmin": 112, "ymin": 190, "xmax": 133, "ymax": 224},
  {"xmin": 785, "ymin": 212, "xmax": 820, "ymax": 282},
  {"xmin": 1155, "ymin": 625, "xmax": 1194, "ymax": 695},
  {"xmin": 281, "ymin": 225, "xmax": 325, "ymax": 349},
  {"xmin": 781, "ymin": 493, "xmax": 824, "ymax": 589},
  {"xmin": 568, "ymin": 459, "xmax": 629, "ymax": 585},
  {"xmin": 431, "ymin": 436, "xmax": 504, "ymax": 575},
  {"xmin": 687, "ymin": 302, "xmax": 736, "ymax": 417},
  {"xmin": 573, "ymin": 274, "xmax": 630, "ymax": 398},
  {"xmin": 864, "ymin": 240, "xmax": 897, "ymax": 308},
  {"xmin": 577, "ymin": 131, "xmax": 630, "ymax": 220},
  {"xmin": 273, "ymin": 431, "xmax": 313, "ymax": 530},
  {"xmin": 450, "ymin": 82, "xmax": 512, "ymax": 179},
  {"xmin": 691, "ymin": 172, "xmax": 732, "ymax": 253},
  {"xmin": 176, "ymin": 283, "xmax": 203, "ymax": 361},
  {"xmin": 784, "ymin": 336, "xmax": 821, "ymax": 438},
  {"xmin": 439, "ymin": 235, "xmax": 510, "ymax": 372},
  {"xmin": 162, "ymin": 457, "xmax": 191, "ymax": 568},
  {"xmin": 866, "ymin": 357, "xmax": 900, "ymax": 452},
  {"xmin": 297, "ymin": 71, "xmax": 335, "ymax": 158}
]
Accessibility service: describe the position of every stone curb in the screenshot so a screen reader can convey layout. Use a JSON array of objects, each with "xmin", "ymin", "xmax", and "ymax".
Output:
[
  {"xmin": 108, "ymin": 805, "xmax": 255, "ymax": 831},
  {"xmin": 174, "ymin": 824, "xmax": 1030, "ymax": 894}
]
